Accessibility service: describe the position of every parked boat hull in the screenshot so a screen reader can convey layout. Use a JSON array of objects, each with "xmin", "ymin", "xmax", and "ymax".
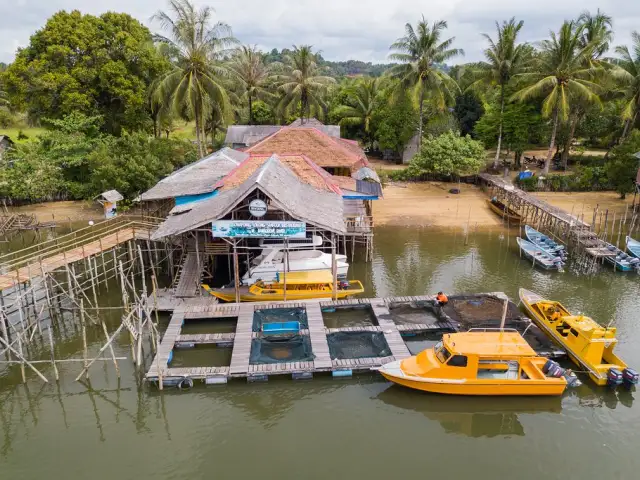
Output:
[
  {"xmin": 517, "ymin": 237, "xmax": 563, "ymax": 271},
  {"xmin": 627, "ymin": 236, "xmax": 640, "ymax": 258},
  {"xmin": 487, "ymin": 199, "xmax": 521, "ymax": 224},
  {"xmin": 202, "ymin": 284, "xmax": 364, "ymax": 303}
]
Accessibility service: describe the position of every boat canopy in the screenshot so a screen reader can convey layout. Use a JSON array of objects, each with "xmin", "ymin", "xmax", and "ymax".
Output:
[
  {"xmin": 443, "ymin": 331, "xmax": 537, "ymax": 357},
  {"xmin": 275, "ymin": 270, "xmax": 334, "ymax": 284}
]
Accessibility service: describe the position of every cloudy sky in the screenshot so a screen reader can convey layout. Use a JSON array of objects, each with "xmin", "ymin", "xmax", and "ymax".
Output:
[{"xmin": 1, "ymin": 0, "xmax": 638, "ymax": 64}]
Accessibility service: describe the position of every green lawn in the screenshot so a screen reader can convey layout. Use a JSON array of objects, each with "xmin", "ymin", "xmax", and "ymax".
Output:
[{"xmin": 0, "ymin": 126, "xmax": 49, "ymax": 143}]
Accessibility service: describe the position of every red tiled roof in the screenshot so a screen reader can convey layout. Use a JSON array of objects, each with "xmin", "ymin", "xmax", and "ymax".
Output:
[
  {"xmin": 215, "ymin": 154, "xmax": 342, "ymax": 195},
  {"xmin": 245, "ymin": 127, "xmax": 369, "ymax": 170}
]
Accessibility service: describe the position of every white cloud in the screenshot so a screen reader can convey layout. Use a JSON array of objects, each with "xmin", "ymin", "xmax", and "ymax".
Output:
[{"xmin": 1, "ymin": 0, "xmax": 639, "ymax": 64}]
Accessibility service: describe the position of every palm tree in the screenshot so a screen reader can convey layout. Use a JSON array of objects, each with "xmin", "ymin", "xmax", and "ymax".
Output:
[
  {"xmin": 152, "ymin": 0, "xmax": 237, "ymax": 157},
  {"xmin": 471, "ymin": 18, "xmax": 528, "ymax": 168},
  {"xmin": 511, "ymin": 21, "xmax": 601, "ymax": 174},
  {"xmin": 333, "ymin": 77, "xmax": 382, "ymax": 148},
  {"xmin": 611, "ymin": 32, "xmax": 640, "ymax": 141},
  {"xmin": 388, "ymin": 17, "xmax": 463, "ymax": 147},
  {"xmin": 275, "ymin": 45, "xmax": 335, "ymax": 122},
  {"xmin": 228, "ymin": 45, "xmax": 274, "ymax": 124}
]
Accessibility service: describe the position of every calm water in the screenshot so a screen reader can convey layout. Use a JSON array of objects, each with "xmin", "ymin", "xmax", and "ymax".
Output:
[{"xmin": 2, "ymin": 226, "xmax": 640, "ymax": 480}]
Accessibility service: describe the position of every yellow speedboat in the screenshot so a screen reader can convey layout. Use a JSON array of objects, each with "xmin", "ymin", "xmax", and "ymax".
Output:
[
  {"xmin": 376, "ymin": 330, "xmax": 567, "ymax": 396},
  {"xmin": 519, "ymin": 288, "xmax": 635, "ymax": 387},
  {"xmin": 202, "ymin": 270, "xmax": 364, "ymax": 302}
]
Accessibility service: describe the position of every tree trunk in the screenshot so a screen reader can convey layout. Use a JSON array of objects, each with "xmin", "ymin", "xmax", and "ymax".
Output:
[
  {"xmin": 621, "ymin": 109, "xmax": 638, "ymax": 142},
  {"xmin": 194, "ymin": 102, "xmax": 204, "ymax": 158},
  {"xmin": 418, "ymin": 86, "xmax": 425, "ymax": 148},
  {"xmin": 561, "ymin": 112, "xmax": 579, "ymax": 170},
  {"xmin": 544, "ymin": 109, "xmax": 559, "ymax": 175},
  {"xmin": 493, "ymin": 85, "xmax": 505, "ymax": 169},
  {"xmin": 248, "ymin": 93, "xmax": 253, "ymax": 125}
]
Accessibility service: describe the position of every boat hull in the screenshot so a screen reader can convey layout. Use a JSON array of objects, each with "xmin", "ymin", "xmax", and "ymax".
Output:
[
  {"xmin": 203, "ymin": 286, "xmax": 364, "ymax": 303},
  {"xmin": 517, "ymin": 238, "xmax": 562, "ymax": 271},
  {"xmin": 627, "ymin": 236, "xmax": 640, "ymax": 258},
  {"xmin": 487, "ymin": 199, "xmax": 521, "ymax": 224},
  {"xmin": 243, "ymin": 264, "xmax": 349, "ymax": 285},
  {"xmin": 379, "ymin": 361, "xmax": 565, "ymax": 396},
  {"xmin": 524, "ymin": 226, "xmax": 567, "ymax": 258}
]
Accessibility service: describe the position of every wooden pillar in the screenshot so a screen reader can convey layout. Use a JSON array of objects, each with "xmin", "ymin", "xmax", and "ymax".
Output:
[
  {"xmin": 233, "ymin": 241, "xmax": 240, "ymax": 304},
  {"xmin": 331, "ymin": 234, "xmax": 337, "ymax": 301}
]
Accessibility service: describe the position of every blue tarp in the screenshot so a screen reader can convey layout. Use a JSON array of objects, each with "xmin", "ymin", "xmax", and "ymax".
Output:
[
  {"xmin": 517, "ymin": 171, "xmax": 534, "ymax": 180},
  {"xmin": 175, "ymin": 190, "xmax": 218, "ymax": 206}
]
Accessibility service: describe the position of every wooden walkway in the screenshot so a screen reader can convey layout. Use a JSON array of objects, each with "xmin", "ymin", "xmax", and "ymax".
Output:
[
  {"xmin": 0, "ymin": 227, "xmax": 152, "ymax": 291},
  {"xmin": 174, "ymin": 253, "xmax": 204, "ymax": 298},
  {"xmin": 370, "ymin": 300, "xmax": 412, "ymax": 360},
  {"xmin": 306, "ymin": 302, "xmax": 333, "ymax": 370},
  {"xmin": 228, "ymin": 304, "xmax": 255, "ymax": 376},
  {"xmin": 147, "ymin": 307, "xmax": 185, "ymax": 378}
]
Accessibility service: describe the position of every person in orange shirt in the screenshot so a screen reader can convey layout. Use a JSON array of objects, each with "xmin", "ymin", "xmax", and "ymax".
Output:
[{"xmin": 435, "ymin": 291, "xmax": 449, "ymax": 307}]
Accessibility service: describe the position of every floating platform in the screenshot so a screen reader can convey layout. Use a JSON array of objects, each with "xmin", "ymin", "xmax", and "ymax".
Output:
[{"xmin": 145, "ymin": 293, "xmax": 566, "ymax": 388}]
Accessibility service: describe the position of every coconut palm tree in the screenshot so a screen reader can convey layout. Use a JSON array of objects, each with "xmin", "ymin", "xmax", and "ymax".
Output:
[
  {"xmin": 333, "ymin": 77, "xmax": 382, "ymax": 148},
  {"xmin": 228, "ymin": 45, "xmax": 274, "ymax": 125},
  {"xmin": 388, "ymin": 18, "xmax": 463, "ymax": 147},
  {"xmin": 611, "ymin": 32, "xmax": 640, "ymax": 141},
  {"xmin": 511, "ymin": 21, "xmax": 601, "ymax": 174},
  {"xmin": 275, "ymin": 45, "xmax": 335, "ymax": 122},
  {"xmin": 152, "ymin": 0, "xmax": 237, "ymax": 157},
  {"xmin": 470, "ymin": 18, "xmax": 528, "ymax": 168}
]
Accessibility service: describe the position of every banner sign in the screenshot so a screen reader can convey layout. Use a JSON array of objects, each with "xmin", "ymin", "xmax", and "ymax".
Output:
[{"xmin": 212, "ymin": 220, "xmax": 306, "ymax": 238}]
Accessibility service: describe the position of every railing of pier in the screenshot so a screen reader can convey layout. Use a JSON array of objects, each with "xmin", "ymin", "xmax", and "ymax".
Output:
[{"xmin": 0, "ymin": 214, "xmax": 164, "ymax": 272}]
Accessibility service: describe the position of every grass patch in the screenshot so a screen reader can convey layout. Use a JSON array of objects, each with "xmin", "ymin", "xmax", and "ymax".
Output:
[{"xmin": 0, "ymin": 127, "xmax": 49, "ymax": 143}]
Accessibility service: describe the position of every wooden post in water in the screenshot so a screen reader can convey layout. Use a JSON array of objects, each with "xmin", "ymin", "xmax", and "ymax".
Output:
[
  {"xmin": 331, "ymin": 234, "xmax": 337, "ymax": 301},
  {"xmin": 233, "ymin": 241, "xmax": 240, "ymax": 304},
  {"xmin": 283, "ymin": 239, "xmax": 288, "ymax": 302},
  {"xmin": 48, "ymin": 327, "xmax": 59, "ymax": 381},
  {"xmin": 80, "ymin": 299, "xmax": 89, "ymax": 379},
  {"xmin": 499, "ymin": 298, "xmax": 509, "ymax": 331}
]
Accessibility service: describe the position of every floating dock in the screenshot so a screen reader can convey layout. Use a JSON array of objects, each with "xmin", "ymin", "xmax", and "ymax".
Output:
[{"xmin": 145, "ymin": 293, "xmax": 563, "ymax": 388}]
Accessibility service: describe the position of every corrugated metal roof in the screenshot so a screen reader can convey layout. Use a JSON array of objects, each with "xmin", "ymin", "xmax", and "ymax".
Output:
[
  {"xmin": 224, "ymin": 119, "xmax": 340, "ymax": 146},
  {"xmin": 151, "ymin": 154, "xmax": 346, "ymax": 240},
  {"xmin": 356, "ymin": 180, "xmax": 383, "ymax": 197},
  {"xmin": 139, "ymin": 147, "xmax": 249, "ymax": 201},
  {"xmin": 353, "ymin": 167, "xmax": 381, "ymax": 183}
]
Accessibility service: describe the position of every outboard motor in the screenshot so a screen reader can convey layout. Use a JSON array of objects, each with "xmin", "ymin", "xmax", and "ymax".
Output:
[
  {"xmin": 629, "ymin": 258, "xmax": 640, "ymax": 265},
  {"xmin": 543, "ymin": 359, "xmax": 558, "ymax": 374},
  {"xmin": 547, "ymin": 364, "xmax": 565, "ymax": 378},
  {"xmin": 564, "ymin": 370, "xmax": 582, "ymax": 388},
  {"xmin": 607, "ymin": 245, "xmax": 616, "ymax": 251},
  {"xmin": 339, "ymin": 280, "xmax": 350, "ymax": 290},
  {"xmin": 622, "ymin": 368, "xmax": 639, "ymax": 389},
  {"xmin": 607, "ymin": 368, "xmax": 624, "ymax": 387}
]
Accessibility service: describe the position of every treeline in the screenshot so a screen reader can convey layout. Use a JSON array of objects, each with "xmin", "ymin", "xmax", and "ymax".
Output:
[{"xmin": 1, "ymin": 1, "xmax": 640, "ymax": 200}]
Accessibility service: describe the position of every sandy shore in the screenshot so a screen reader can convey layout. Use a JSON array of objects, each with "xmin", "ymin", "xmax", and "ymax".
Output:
[
  {"xmin": 375, "ymin": 182, "xmax": 634, "ymax": 229},
  {"xmin": 8, "ymin": 201, "xmax": 103, "ymax": 223}
]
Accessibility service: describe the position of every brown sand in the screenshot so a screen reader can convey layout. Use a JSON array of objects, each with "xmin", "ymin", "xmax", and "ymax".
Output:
[
  {"xmin": 376, "ymin": 182, "xmax": 636, "ymax": 229},
  {"xmin": 8, "ymin": 201, "xmax": 103, "ymax": 223}
]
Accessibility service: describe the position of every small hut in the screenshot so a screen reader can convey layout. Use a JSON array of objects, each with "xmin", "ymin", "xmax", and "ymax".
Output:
[{"xmin": 95, "ymin": 190, "xmax": 123, "ymax": 218}]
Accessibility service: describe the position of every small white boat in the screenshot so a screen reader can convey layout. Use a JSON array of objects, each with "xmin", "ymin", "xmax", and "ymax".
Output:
[
  {"xmin": 241, "ymin": 236, "xmax": 349, "ymax": 285},
  {"xmin": 516, "ymin": 237, "xmax": 564, "ymax": 271},
  {"xmin": 626, "ymin": 236, "xmax": 640, "ymax": 259}
]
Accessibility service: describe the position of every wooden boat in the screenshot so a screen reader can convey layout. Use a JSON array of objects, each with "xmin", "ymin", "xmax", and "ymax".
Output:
[
  {"xmin": 375, "ymin": 330, "xmax": 568, "ymax": 396},
  {"xmin": 602, "ymin": 242, "xmax": 639, "ymax": 272},
  {"xmin": 516, "ymin": 237, "xmax": 564, "ymax": 271},
  {"xmin": 487, "ymin": 198, "xmax": 521, "ymax": 224},
  {"xmin": 519, "ymin": 289, "xmax": 636, "ymax": 387},
  {"xmin": 202, "ymin": 270, "xmax": 364, "ymax": 302},
  {"xmin": 524, "ymin": 225, "xmax": 567, "ymax": 260},
  {"xmin": 626, "ymin": 236, "xmax": 640, "ymax": 259}
]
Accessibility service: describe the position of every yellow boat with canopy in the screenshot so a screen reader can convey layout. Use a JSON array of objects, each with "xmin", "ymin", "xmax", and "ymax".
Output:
[
  {"xmin": 202, "ymin": 270, "xmax": 364, "ymax": 302},
  {"xmin": 519, "ymin": 288, "xmax": 636, "ymax": 387},
  {"xmin": 376, "ymin": 330, "xmax": 568, "ymax": 396}
]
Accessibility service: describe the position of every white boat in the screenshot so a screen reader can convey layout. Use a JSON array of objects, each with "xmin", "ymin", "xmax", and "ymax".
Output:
[{"xmin": 241, "ymin": 236, "xmax": 349, "ymax": 285}]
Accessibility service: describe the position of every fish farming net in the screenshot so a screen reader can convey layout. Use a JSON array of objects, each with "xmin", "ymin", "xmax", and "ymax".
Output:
[
  {"xmin": 327, "ymin": 332, "xmax": 392, "ymax": 360},
  {"xmin": 442, "ymin": 295, "xmax": 522, "ymax": 328},
  {"xmin": 253, "ymin": 307, "xmax": 308, "ymax": 332},
  {"xmin": 249, "ymin": 336, "xmax": 314, "ymax": 364},
  {"xmin": 388, "ymin": 302, "xmax": 441, "ymax": 326}
]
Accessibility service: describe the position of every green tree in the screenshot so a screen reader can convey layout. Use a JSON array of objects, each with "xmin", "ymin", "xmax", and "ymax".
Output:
[
  {"xmin": 373, "ymin": 91, "xmax": 419, "ymax": 156},
  {"xmin": 407, "ymin": 131, "xmax": 485, "ymax": 177},
  {"xmin": 453, "ymin": 91, "xmax": 484, "ymax": 137},
  {"xmin": 152, "ymin": 0, "xmax": 237, "ymax": 157},
  {"xmin": 611, "ymin": 31, "xmax": 640, "ymax": 141},
  {"xmin": 250, "ymin": 100, "xmax": 275, "ymax": 125},
  {"xmin": 228, "ymin": 45, "xmax": 274, "ymax": 124},
  {"xmin": 512, "ymin": 21, "xmax": 601, "ymax": 174},
  {"xmin": 605, "ymin": 130, "xmax": 640, "ymax": 198},
  {"xmin": 275, "ymin": 45, "xmax": 336, "ymax": 121},
  {"xmin": 388, "ymin": 17, "xmax": 463, "ymax": 147},
  {"xmin": 3, "ymin": 10, "xmax": 167, "ymax": 135},
  {"xmin": 470, "ymin": 18, "xmax": 528, "ymax": 167},
  {"xmin": 333, "ymin": 77, "xmax": 382, "ymax": 148}
]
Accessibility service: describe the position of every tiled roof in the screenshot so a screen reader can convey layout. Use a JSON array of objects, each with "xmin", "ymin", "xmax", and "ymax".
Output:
[{"xmin": 246, "ymin": 127, "xmax": 369, "ymax": 170}]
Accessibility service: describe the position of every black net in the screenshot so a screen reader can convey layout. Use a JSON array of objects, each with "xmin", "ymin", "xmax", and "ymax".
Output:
[
  {"xmin": 252, "ymin": 307, "xmax": 308, "ymax": 332},
  {"xmin": 249, "ymin": 336, "xmax": 314, "ymax": 365},
  {"xmin": 327, "ymin": 332, "xmax": 392, "ymax": 360},
  {"xmin": 388, "ymin": 302, "xmax": 441, "ymax": 325},
  {"xmin": 441, "ymin": 295, "xmax": 522, "ymax": 327}
]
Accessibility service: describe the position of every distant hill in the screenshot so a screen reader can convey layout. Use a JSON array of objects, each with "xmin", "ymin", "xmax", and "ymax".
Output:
[{"xmin": 263, "ymin": 48, "xmax": 392, "ymax": 77}]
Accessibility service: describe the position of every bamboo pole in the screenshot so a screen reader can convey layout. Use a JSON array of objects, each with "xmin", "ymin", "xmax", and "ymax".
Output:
[
  {"xmin": 80, "ymin": 299, "xmax": 89, "ymax": 379},
  {"xmin": 102, "ymin": 321, "xmax": 120, "ymax": 377},
  {"xmin": 48, "ymin": 327, "xmax": 59, "ymax": 381},
  {"xmin": 331, "ymin": 234, "xmax": 337, "ymax": 301},
  {"xmin": 0, "ymin": 334, "xmax": 48, "ymax": 382},
  {"xmin": 499, "ymin": 298, "xmax": 509, "ymax": 330},
  {"xmin": 74, "ymin": 322, "xmax": 126, "ymax": 381}
]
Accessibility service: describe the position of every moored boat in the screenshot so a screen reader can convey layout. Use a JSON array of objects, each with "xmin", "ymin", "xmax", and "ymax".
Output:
[
  {"xmin": 487, "ymin": 198, "xmax": 522, "ymax": 224},
  {"xmin": 516, "ymin": 237, "xmax": 564, "ymax": 271},
  {"xmin": 202, "ymin": 270, "xmax": 364, "ymax": 302},
  {"xmin": 524, "ymin": 225, "xmax": 567, "ymax": 260},
  {"xmin": 519, "ymin": 288, "xmax": 637, "ymax": 387},
  {"xmin": 626, "ymin": 236, "xmax": 640, "ymax": 259},
  {"xmin": 374, "ymin": 330, "xmax": 570, "ymax": 396},
  {"xmin": 602, "ymin": 242, "xmax": 639, "ymax": 272}
]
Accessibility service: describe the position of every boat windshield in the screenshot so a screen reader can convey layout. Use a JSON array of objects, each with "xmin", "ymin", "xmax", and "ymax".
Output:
[{"xmin": 434, "ymin": 341, "xmax": 451, "ymax": 364}]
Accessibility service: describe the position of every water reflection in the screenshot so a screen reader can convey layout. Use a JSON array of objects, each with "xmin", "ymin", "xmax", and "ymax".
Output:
[{"xmin": 375, "ymin": 385, "xmax": 562, "ymax": 438}]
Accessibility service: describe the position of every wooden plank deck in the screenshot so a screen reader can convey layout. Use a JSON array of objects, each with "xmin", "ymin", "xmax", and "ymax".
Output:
[
  {"xmin": 174, "ymin": 253, "xmax": 204, "ymax": 298},
  {"xmin": 228, "ymin": 304, "xmax": 255, "ymax": 376},
  {"xmin": 0, "ymin": 228, "xmax": 147, "ymax": 291},
  {"xmin": 370, "ymin": 300, "xmax": 412, "ymax": 360},
  {"xmin": 306, "ymin": 302, "xmax": 333, "ymax": 370},
  {"xmin": 176, "ymin": 333, "xmax": 236, "ymax": 344},
  {"xmin": 146, "ymin": 307, "xmax": 185, "ymax": 378},
  {"xmin": 332, "ymin": 356, "xmax": 395, "ymax": 370}
]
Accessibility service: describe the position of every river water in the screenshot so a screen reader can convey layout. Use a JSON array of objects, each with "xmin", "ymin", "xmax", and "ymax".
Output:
[{"xmin": 1, "ymin": 225, "xmax": 640, "ymax": 480}]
